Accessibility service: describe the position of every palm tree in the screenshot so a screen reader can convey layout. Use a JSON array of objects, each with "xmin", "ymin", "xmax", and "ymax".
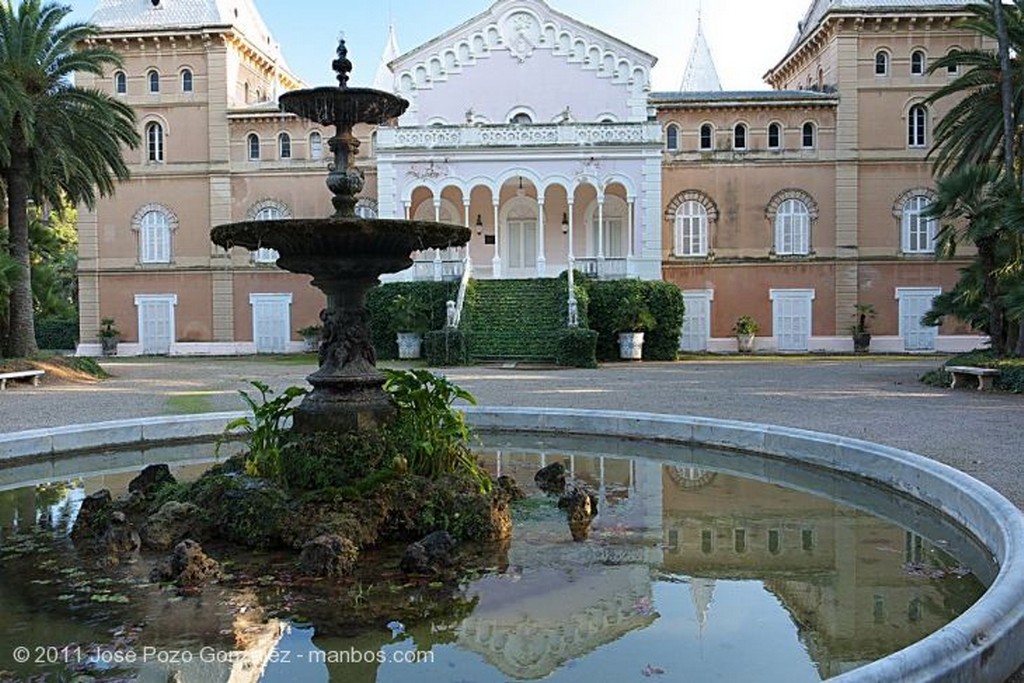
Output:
[
  {"xmin": 0, "ymin": 0, "xmax": 138, "ymax": 357},
  {"xmin": 925, "ymin": 2, "xmax": 1024, "ymax": 176}
]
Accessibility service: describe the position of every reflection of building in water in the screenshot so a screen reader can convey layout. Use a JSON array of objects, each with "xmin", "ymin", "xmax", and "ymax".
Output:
[{"xmin": 660, "ymin": 470, "xmax": 977, "ymax": 678}]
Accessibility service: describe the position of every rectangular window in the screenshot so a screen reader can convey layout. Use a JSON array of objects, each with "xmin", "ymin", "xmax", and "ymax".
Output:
[
  {"xmin": 768, "ymin": 529, "xmax": 781, "ymax": 555},
  {"xmin": 734, "ymin": 529, "xmax": 747, "ymax": 554},
  {"xmin": 701, "ymin": 529, "xmax": 714, "ymax": 554},
  {"xmin": 801, "ymin": 528, "xmax": 815, "ymax": 552}
]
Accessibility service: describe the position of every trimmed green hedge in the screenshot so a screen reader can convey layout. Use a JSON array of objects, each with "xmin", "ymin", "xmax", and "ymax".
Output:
[
  {"xmin": 35, "ymin": 316, "xmax": 78, "ymax": 350},
  {"xmin": 921, "ymin": 351, "xmax": 1024, "ymax": 393},
  {"xmin": 424, "ymin": 328, "xmax": 469, "ymax": 366},
  {"xmin": 556, "ymin": 328, "xmax": 598, "ymax": 368},
  {"xmin": 367, "ymin": 282, "xmax": 459, "ymax": 360},
  {"xmin": 585, "ymin": 280, "xmax": 684, "ymax": 362},
  {"xmin": 462, "ymin": 279, "xmax": 568, "ymax": 361}
]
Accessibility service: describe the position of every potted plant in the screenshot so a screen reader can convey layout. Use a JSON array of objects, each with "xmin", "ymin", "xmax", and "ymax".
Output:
[
  {"xmin": 297, "ymin": 324, "xmax": 323, "ymax": 353},
  {"xmin": 733, "ymin": 315, "xmax": 759, "ymax": 353},
  {"xmin": 391, "ymin": 294, "xmax": 429, "ymax": 359},
  {"xmin": 99, "ymin": 317, "xmax": 120, "ymax": 356},
  {"xmin": 850, "ymin": 304, "xmax": 876, "ymax": 353},
  {"xmin": 614, "ymin": 290, "xmax": 656, "ymax": 360}
]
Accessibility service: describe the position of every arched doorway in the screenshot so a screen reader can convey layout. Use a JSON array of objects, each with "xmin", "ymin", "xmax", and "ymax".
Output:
[{"xmin": 501, "ymin": 195, "xmax": 539, "ymax": 277}]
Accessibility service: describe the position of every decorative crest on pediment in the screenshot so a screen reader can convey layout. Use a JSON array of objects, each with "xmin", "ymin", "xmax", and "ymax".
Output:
[{"xmin": 504, "ymin": 11, "xmax": 540, "ymax": 62}]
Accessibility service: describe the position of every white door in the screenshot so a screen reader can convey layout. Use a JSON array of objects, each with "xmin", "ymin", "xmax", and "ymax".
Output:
[
  {"xmin": 250, "ymin": 294, "xmax": 292, "ymax": 353},
  {"xmin": 771, "ymin": 289, "xmax": 814, "ymax": 352},
  {"xmin": 507, "ymin": 219, "xmax": 537, "ymax": 273},
  {"xmin": 681, "ymin": 291, "xmax": 713, "ymax": 352},
  {"xmin": 898, "ymin": 288, "xmax": 940, "ymax": 351},
  {"xmin": 592, "ymin": 217, "xmax": 626, "ymax": 258},
  {"xmin": 136, "ymin": 296, "xmax": 175, "ymax": 355}
]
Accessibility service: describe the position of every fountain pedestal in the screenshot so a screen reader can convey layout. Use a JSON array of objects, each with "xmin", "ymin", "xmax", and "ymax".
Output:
[{"xmin": 211, "ymin": 38, "xmax": 469, "ymax": 434}]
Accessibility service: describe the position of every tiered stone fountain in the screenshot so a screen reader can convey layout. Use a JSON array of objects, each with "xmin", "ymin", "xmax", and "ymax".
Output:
[{"xmin": 212, "ymin": 40, "xmax": 469, "ymax": 434}]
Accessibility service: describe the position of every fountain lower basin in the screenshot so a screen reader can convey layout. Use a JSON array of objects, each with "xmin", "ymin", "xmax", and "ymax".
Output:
[{"xmin": 2, "ymin": 408, "xmax": 1023, "ymax": 682}]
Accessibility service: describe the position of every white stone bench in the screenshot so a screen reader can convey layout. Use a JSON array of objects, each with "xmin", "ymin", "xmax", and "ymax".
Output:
[
  {"xmin": 0, "ymin": 369, "xmax": 45, "ymax": 391},
  {"xmin": 947, "ymin": 365, "xmax": 1001, "ymax": 392}
]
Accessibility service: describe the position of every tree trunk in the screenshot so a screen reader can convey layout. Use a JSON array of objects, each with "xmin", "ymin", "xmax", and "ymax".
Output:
[
  {"xmin": 1015, "ymin": 321, "xmax": 1024, "ymax": 357},
  {"xmin": 992, "ymin": 0, "xmax": 1015, "ymax": 172},
  {"xmin": 977, "ymin": 237, "xmax": 1005, "ymax": 355},
  {"xmin": 3, "ymin": 134, "xmax": 40, "ymax": 358}
]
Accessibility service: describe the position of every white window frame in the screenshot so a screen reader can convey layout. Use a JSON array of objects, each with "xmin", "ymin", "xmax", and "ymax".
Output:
[
  {"xmin": 278, "ymin": 132, "xmax": 291, "ymax": 159},
  {"xmin": 911, "ymin": 50, "xmax": 926, "ymax": 76},
  {"xmin": 309, "ymin": 131, "xmax": 323, "ymax": 160},
  {"xmin": 134, "ymin": 294, "xmax": 177, "ymax": 355},
  {"xmin": 146, "ymin": 121, "xmax": 164, "ymax": 163},
  {"xmin": 770, "ymin": 288, "xmax": 815, "ymax": 352},
  {"xmin": 180, "ymin": 68, "xmax": 193, "ymax": 93},
  {"xmin": 801, "ymin": 122, "xmax": 816, "ymax": 149},
  {"xmin": 901, "ymin": 194, "xmax": 936, "ymax": 253},
  {"xmin": 252, "ymin": 205, "xmax": 284, "ymax": 263},
  {"xmin": 665, "ymin": 124, "xmax": 679, "ymax": 152},
  {"xmin": 768, "ymin": 122, "xmax": 782, "ymax": 150},
  {"xmin": 147, "ymin": 69, "xmax": 160, "ymax": 94},
  {"xmin": 896, "ymin": 287, "xmax": 941, "ymax": 351},
  {"xmin": 733, "ymin": 123, "xmax": 748, "ymax": 151},
  {"xmin": 249, "ymin": 293, "xmax": 293, "ymax": 354},
  {"xmin": 674, "ymin": 200, "xmax": 708, "ymax": 257},
  {"xmin": 139, "ymin": 209, "xmax": 172, "ymax": 263},
  {"xmin": 908, "ymin": 104, "xmax": 927, "ymax": 148},
  {"xmin": 699, "ymin": 123, "xmax": 714, "ymax": 151},
  {"xmin": 774, "ymin": 199, "xmax": 811, "ymax": 255},
  {"xmin": 114, "ymin": 70, "xmax": 127, "ymax": 95},
  {"xmin": 247, "ymin": 133, "xmax": 261, "ymax": 161},
  {"xmin": 875, "ymin": 50, "xmax": 890, "ymax": 77}
]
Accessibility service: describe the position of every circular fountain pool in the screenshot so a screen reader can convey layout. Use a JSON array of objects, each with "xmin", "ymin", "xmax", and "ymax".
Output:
[{"xmin": 1, "ymin": 409, "xmax": 1022, "ymax": 682}]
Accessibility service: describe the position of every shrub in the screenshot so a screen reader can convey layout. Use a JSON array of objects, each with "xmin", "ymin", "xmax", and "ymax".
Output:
[
  {"xmin": 35, "ymin": 316, "xmax": 78, "ymax": 350},
  {"xmin": 367, "ymin": 282, "xmax": 459, "ymax": 360},
  {"xmin": 556, "ymin": 328, "xmax": 598, "ymax": 368},
  {"xmin": 585, "ymin": 280, "xmax": 685, "ymax": 361},
  {"xmin": 424, "ymin": 328, "xmax": 468, "ymax": 366},
  {"xmin": 921, "ymin": 351, "xmax": 1024, "ymax": 393}
]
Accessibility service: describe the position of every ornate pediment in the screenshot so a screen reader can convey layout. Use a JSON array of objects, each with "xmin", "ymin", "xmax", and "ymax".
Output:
[{"xmin": 390, "ymin": 0, "xmax": 656, "ymax": 96}]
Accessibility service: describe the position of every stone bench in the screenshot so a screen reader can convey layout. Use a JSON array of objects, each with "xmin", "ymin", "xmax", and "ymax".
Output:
[
  {"xmin": 0, "ymin": 369, "xmax": 45, "ymax": 391},
  {"xmin": 947, "ymin": 365, "xmax": 1001, "ymax": 392}
]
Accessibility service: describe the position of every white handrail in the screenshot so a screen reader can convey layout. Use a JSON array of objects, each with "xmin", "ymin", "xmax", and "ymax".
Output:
[{"xmin": 451, "ymin": 251, "xmax": 473, "ymax": 328}]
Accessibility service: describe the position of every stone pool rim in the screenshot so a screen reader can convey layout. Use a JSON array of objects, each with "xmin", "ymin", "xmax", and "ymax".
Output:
[{"xmin": 2, "ymin": 407, "xmax": 1022, "ymax": 683}]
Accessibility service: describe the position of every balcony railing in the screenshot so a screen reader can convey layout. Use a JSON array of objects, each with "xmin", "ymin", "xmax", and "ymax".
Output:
[
  {"xmin": 377, "ymin": 122, "xmax": 662, "ymax": 150},
  {"xmin": 576, "ymin": 257, "xmax": 628, "ymax": 280}
]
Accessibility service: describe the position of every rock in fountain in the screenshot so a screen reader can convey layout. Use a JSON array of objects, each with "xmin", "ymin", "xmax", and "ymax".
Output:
[{"xmin": 211, "ymin": 39, "xmax": 470, "ymax": 433}]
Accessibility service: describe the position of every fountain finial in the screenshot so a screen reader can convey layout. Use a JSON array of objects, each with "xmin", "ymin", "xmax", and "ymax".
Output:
[{"xmin": 333, "ymin": 37, "xmax": 352, "ymax": 88}]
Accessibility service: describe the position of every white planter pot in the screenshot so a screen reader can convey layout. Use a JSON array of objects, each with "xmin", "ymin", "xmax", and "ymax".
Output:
[
  {"xmin": 301, "ymin": 336, "xmax": 320, "ymax": 353},
  {"xmin": 737, "ymin": 333, "xmax": 755, "ymax": 353},
  {"xmin": 397, "ymin": 332, "xmax": 423, "ymax": 360},
  {"xmin": 618, "ymin": 332, "xmax": 645, "ymax": 360}
]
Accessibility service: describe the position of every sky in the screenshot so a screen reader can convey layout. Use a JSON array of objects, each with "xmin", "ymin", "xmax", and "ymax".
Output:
[{"xmin": 64, "ymin": 0, "xmax": 816, "ymax": 91}]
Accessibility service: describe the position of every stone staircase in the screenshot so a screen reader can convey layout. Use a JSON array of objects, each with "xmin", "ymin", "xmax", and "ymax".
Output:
[{"xmin": 462, "ymin": 279, "xmax": 566, "ymax": 362}]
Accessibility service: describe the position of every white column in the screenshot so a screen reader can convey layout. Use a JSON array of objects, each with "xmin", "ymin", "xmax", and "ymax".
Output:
[
  {"xmin": 567, "ymin": 199, "xmax": 575, "ymax": 260},
  {"xmin": 628, "ymin": 197, "xmax": 636, "ymax": 258},
  {"xmin": 463, "ymin": 200, "xmax": 472, "ymax": 270},
  {"xmin": 536, "ymin": 197, "xmax": 547, "ymax": 277},
  {"xmin": 403, "ymin": 201, "xmax": 411, "ymax": 220},
  {"xmin": 567, "ymin": 198, "xmax": 578, "ymax": 327},
  {"xmin": 491, "ymin": 200, "xmax": 502, "ymax": 278},
  {"xmin": 597, "ymin": 195, "xmax": 606, "ymax": 261},
  {"xmin": 433, "ymin": 199, "xmax": 443, "ymax": 281}
]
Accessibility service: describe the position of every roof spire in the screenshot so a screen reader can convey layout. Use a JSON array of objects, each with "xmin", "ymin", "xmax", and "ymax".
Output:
[
  {"xmin": 680, "ymin": 9, "xmax": 722, "ymax": 92},
  {"xmin": 373, "ymin": 21, "xmax": 401, "ymax": 92}
]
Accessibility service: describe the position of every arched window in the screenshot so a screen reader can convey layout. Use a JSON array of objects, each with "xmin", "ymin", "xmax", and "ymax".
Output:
[
  {"xmin": 510, "ymin": 112, "xmax": 532, "ymax": 125},
  {"xmin": 802, "ymin": 122, "xmax": 816, "ymax": 149},
  {"xmin": 675, "ymin": 201, "xmax": 708, "ymax": 257},
  {"xmin": 247, "ymin": 133, "xmax": 261, "ymax": 161},
  {"xmin": 180, "ymin": 68, "xmax": 193, "ymax": 93},
  {"xmin": 309, "ymin": 132, "xmax": 323, "ymax": 160},
  {"xmin": 901, "ymin": 194, "xmax": 936, "ymax": 253},
  {"xmin": 875, "ymin": 51, "xmax": 889, "ymax": 76},
  {"xmin": 908, "ymin": 104, "xmax": 927, "ymax": 147},
  {"xmin": 734, "ymin": 123, "xmax": 747, "ymax": 150},
  {"xmin": 699, "ymin": 123, "xmax": 713, "ymax": 151},
  {"xmin": 278, "ymin": 132, "xmax": 291, "ymax": 159},
  {"xmin": 146, "ymin": 122, "xmax": 164, "ymax": 162},
  {"xmin": 253, "ymin": 205, "xmax": 283, "ymax": 263},
  {"xmin": 114, "ymin": 70, "xmax": 127, "ymax": 95},
  {"xmin": 147, "ymin": 69, "xmax": 160, "ymax": 93},
  {"xmin": 140, "ymin": 210, "xmax": 171, "ymax": 263},
  {"xmin": 911, "ymin": 50, "xmax": 926, "ymax": 75},
  {"xmin": 774, "ymin": 199, "xmax": 811, "ymax": 255},
  {"xmin": 946, "ymin": 49, "xmax": 960, "ymax": 75},
  {"xmin": 665, "ymin": 124, "xmax": 679, "ymax": 152},
  {"xmin": 243, "ymin": 82, "xmax": 250, "ymax": 103},
  {"xmin": 768, "ymin": 122, "xmax": 782, "ymax": 150}
]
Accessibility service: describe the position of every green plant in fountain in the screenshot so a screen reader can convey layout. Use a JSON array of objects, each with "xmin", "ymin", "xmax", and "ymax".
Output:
[
  {"xmin": 383, "ymin": 368, "xmax": 490, "ymax": 492},
  {"xmin": 222, "ymin": 380, "xmax": 309, "ymax": 482}
]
